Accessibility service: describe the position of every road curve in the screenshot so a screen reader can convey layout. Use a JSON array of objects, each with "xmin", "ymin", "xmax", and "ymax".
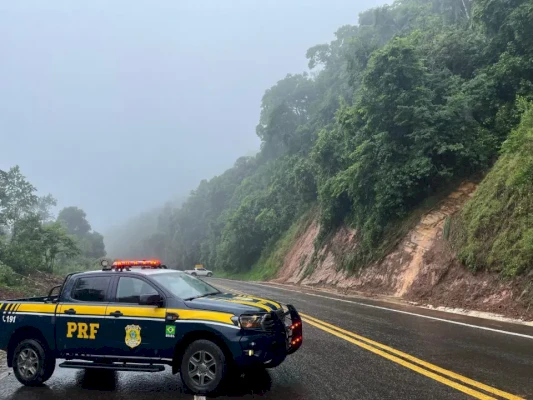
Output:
[{"xmin": 1, "ymin": 278, "xmax": 532, "ymax": 400}]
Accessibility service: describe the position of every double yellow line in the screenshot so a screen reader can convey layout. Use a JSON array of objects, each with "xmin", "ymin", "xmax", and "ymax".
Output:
[
  {"xmin": 302, "ymin": 314, "xmax": 524, "ymax": 400},
  {"xmin": 214, "ymin": 284, "xmax": 524, "ymax": 400}
]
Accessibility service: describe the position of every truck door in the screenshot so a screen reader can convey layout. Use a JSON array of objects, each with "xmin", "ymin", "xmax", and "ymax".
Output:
[
  {"xmin": 105, "ymin": 276, "xmax": 167, "ymax": 359},
  {"xmin": 55, "ymin": 275, "xmax": 110, "ymax": 356}
]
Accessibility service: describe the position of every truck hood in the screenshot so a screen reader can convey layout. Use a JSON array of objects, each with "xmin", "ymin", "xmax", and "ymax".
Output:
[{"xmin": 184, "ymin": 292, "xmax": 282, "ymax": 315}]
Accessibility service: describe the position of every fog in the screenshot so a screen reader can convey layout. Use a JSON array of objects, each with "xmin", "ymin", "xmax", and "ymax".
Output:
[{"xmin": 0, "ymin": 0, "xmax": 384, "ymax": 232}]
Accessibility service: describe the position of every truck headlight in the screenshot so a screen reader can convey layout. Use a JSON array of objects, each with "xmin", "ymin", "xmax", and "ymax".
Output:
[{"xmin": 239, "ymin": 315, "xmax": 264, "ymax": 329}]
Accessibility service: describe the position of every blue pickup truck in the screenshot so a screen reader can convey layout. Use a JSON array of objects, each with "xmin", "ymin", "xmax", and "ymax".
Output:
[{"xmin": 0, "ymin": 260, "xmax": 303, "ymax": 395}]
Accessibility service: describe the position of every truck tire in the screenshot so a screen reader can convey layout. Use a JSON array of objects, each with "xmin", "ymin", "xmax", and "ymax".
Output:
[
  {"xmin": 42, "ymin": 355, "xmax": 57, "ymax": 382},
  {"xmin": 12, "ymin": 339, "xmax": 55, "ymax": 386},
  {"xmin": 207, "ymin": 273, "xmax": 213, "ymax": 277},
  {"xmin": 191, "ymin": 272, "xmax": 197, "ymax": 277},
  {"xmin": 180, "ymin": 339, "xmax": 226, "ymax": 395}
]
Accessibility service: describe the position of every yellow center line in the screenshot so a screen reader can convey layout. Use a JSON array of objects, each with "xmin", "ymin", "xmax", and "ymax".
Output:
[
  {"xmin": 215, "ymin": 284, "xmax": 524, "ymax": 400},
  {"xmin": 302, "ymin": 318, "xmax": 497, "ymax": 400},
  {"xmin": 301, "ymin": 313, "xmax": 524, "ymax": 400}
]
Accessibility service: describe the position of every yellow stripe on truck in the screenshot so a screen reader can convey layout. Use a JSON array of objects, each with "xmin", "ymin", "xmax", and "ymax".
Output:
[
  {"xmin": 213, "ymin": 298, "xmax": 272, "ymax": 312},
  {"xmin": 17, "ymin": 303, "xmax": 57, "ymax": 314},
  {"xmin": 173, "ymin": 309, "xmax": 235, "ymax": 325},
  {"xmin": 57, "ymin": 304, "xmax": 107, "ymax": 315},
  {"xmin": 111, "ymin": 306, "xmax": 167, "ymax": 319},
  {"xmin": 213, "ymin": 284, "xmax": 282, "ymax": 310},
  {"xmin": 249, "ymin": 296, "xmax": 281, "ymax": 310}
]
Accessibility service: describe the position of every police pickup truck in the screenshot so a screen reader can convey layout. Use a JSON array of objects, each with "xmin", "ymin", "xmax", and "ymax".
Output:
[{"xmin": 0, "ymin": 260, "xmax": 303, "ymax": 395}]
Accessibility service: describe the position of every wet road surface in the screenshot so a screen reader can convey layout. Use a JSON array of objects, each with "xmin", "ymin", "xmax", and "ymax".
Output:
[{"xmin": 1, "ymin": 278, "xmax": 532, "ymax": 400}]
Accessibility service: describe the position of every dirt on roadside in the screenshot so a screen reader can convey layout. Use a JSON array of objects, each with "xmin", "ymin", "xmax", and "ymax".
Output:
[
  {"xmin": 272, "ymin": 181, "xmax": 533, "ymax": 322},
  {"xmin": 0, "ymin": 271, "xmax": 63, "ymax": 300}
]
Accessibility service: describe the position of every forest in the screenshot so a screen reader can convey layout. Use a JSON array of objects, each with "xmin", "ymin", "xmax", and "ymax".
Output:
[
  {"xmin": 110, "ymin": 0, "xmax": 533, "ymax": 278},
  {"xmin": 0, "ymin": 166, "xmax": 106, "ymax": 289}
]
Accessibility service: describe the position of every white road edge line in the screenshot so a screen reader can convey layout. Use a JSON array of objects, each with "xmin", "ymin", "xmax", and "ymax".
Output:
[{"xmin": 223, "ymin": 280, "xmax": 533, "ymax": 340}]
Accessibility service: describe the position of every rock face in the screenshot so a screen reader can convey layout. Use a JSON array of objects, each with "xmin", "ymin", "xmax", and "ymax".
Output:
[{"xmin": 273, "ymin": 182, "xmax": 533, "ymax": 320}]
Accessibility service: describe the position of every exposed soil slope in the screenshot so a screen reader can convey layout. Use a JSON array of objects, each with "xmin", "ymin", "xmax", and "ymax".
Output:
[{"xmin": 272, "ymin": 182, "xmax": 533, "ymax": 320}]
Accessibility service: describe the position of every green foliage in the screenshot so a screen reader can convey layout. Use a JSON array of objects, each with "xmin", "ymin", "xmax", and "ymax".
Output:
[
  {"xmin": 105, "ymin": 0, "xmax": 533, "ymax": 278},
  {"xmin": 57, "ymin": 206, "xmax": 106, "ymax": 260},
  {"xmin": 0, "ymin": 262, "xmax": 19, "ymax": 287},
  {"xmin": 451, "ymin": 101, "xmax": 533, "ymax": 276},
  {"xmin": 0, "ymin": 166, "xmax": 39, "ymax": 230},
  {"xmin": 57, "ymin": 207, "xmax": 91, "ymax": 236},
  {"xmin": 218, "ymin": 209, "xmax": 316, "ymax": 281},
  {"xmin": 0, "ymin": 166, "xmax": 105, "ymax": 281}
]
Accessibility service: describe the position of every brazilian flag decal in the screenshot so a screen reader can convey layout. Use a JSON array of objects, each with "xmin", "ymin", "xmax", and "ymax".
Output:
[{"xmin": 165, "ymin": 325, "xmax": 176, "ymax": 338}]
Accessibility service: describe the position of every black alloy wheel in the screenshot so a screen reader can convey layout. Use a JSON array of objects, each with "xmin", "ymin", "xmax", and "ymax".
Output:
[{"xmin": 180, "ymin": 339, "xmax": 226, "ymax": 395}]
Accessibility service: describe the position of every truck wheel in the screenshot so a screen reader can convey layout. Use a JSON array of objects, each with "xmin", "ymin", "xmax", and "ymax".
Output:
[
  {"xmin": 191, "ymin": 272, "xmax": 197, "ymax": 276},
  {"xmin": 180, "ymin": 339, "xmax": 226, "ymax": 395},
  {"xmin": 12, "ymin": 339, "xmax": 55, "ymax": 386},
  {"xmin": 42, "ymin": 356, "xmax": 57, "ymax": 382},
  {"xmin": 207, "ymin": 273, "xmax": 213, "ymax": 277}
]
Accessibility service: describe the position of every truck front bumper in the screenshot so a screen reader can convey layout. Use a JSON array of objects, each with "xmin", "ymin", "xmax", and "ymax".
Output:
[{"xmin": 235, "ymin": 304, "xmax": 303, "ymax": 367}]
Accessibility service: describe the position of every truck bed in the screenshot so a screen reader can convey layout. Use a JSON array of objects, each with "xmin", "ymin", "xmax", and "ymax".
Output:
[{"xmin": 3, "ymin": 295, "xmax": 58, "ymax": 303}]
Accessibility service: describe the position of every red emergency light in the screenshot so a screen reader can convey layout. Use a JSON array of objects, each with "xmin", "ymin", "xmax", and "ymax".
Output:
[
  {"xmin": 105, "ymin": 259, "xmax": 166, "ymax": 271},
  {"xmin": 113, "ymin": 259, "xmax": 161, "ymax": 267}
]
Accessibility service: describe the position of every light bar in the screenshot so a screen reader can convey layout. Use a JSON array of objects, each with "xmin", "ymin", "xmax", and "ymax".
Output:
[{"xmin": 112, "ymin": 260, "xmax": 162, "ymax": 268}]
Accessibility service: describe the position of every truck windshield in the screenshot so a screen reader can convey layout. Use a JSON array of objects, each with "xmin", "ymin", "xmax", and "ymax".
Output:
[{"xmin": 151, "ymin": 272, "xmax": 220, "ymax": 300}]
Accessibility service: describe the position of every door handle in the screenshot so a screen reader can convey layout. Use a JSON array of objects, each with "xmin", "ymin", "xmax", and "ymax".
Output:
[
  {"xmin": 64, "ymin": 308, "xmax": 76, "ymax": 315},
  {"xmin": 109, "ymin": 311, "xmax": 123, "ymax": 318},
  {"xmin": 166, "ymin": 312, "xmax": 179, "ymax": 321}
]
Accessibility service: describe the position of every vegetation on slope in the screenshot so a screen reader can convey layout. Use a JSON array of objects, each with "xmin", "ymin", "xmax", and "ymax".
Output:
[
  {"xmin": 0, "ymin": 166, "xmax": 106, "ymax": 292},
  {"xmin": 451, "ymin": 100, "xmax": 533, "ymax": 277},
  {"xmin": 108, "ymin": 0, "xmax": 533, "ymax": 278}
]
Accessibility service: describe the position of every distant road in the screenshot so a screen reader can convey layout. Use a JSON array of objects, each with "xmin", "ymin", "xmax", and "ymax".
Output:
[{"xmin": 1, "ymin": 278, "xmax": 531, "ymax": 400}]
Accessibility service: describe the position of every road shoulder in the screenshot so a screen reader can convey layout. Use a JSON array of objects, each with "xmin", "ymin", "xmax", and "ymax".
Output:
[{"xmin": 210, "ymin": 278, "xmax": 533, "ymax": 337}]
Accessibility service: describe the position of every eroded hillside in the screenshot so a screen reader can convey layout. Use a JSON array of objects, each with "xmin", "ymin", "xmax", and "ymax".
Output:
[{"xmin": 272, "ymin": 182, "xmax": 533, "ymax": 320}]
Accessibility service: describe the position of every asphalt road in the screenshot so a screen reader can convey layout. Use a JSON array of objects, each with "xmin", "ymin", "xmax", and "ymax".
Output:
[{"xmin": 1, "ymin": 278, "xmax": 532, "ymax": 400}]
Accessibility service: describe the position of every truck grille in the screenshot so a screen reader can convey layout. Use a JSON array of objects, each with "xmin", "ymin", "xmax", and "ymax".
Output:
[
  {"xmin": 261, "ymin": 313, "xmax": 276, "ymax": 331},
  {"xmin": 262, "ymin": 309, "xmax": 290, "ymax": 332}
]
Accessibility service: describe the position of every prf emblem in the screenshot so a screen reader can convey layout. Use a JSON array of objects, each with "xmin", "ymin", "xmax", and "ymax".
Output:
[
  {"xmin": 66, "ymin": 322, "xmax": 99, "ymax": 339},
  {"xmin": 125, "ymin": 324, "xmax": 141, "ymax": 348}
]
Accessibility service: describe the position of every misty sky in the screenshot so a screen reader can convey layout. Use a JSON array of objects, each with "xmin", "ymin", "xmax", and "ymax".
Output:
[{"xmin": 0, "ymin": 0, "xmax": 385, "ymax": 233}]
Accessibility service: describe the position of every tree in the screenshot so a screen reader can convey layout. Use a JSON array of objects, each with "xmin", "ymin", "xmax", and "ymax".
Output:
[
  {"xmin": 37, "ymin": 194, "xmax": 58, "ymax": 223},
  {"xmin": 3, "ymin": 214, "xmax": 45, "ymax": 274},
  {"xmin": 79, "ymin": 232, "xmax": 106, "ymax": 259},
  {"xmin": 0, "ymin": 166, "xmax": 39, "ymax": 231},
  {"xmin": 41, "ymin": 223, "xmax": 80, "ymax": 272},
  {"xmin": 57, "ymin": 207, "xmax": 91, "ymax": 236},
  {"xmin": 0, "ymin": 167, "xmax": 104, "ymax": 277}
]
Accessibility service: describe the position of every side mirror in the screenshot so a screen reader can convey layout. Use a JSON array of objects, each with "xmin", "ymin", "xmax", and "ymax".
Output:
[{"xmin": 139, "ymin": 294, "xmax": 164, "ymax": 307}]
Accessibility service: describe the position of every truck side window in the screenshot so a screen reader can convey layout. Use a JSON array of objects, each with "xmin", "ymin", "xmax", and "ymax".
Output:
[
  {"xmin": 71, "ymin": 277, "xmax": 109, "ymax": 302},
  {"xmin": 116, "ymin": 277, "xmax": 158, "ymax": 304}
]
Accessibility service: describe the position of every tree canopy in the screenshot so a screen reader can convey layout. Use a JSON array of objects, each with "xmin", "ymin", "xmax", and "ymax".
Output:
[{"xmin": 0, "ymin": 166, "xmax": 106, "ymax": 277}]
